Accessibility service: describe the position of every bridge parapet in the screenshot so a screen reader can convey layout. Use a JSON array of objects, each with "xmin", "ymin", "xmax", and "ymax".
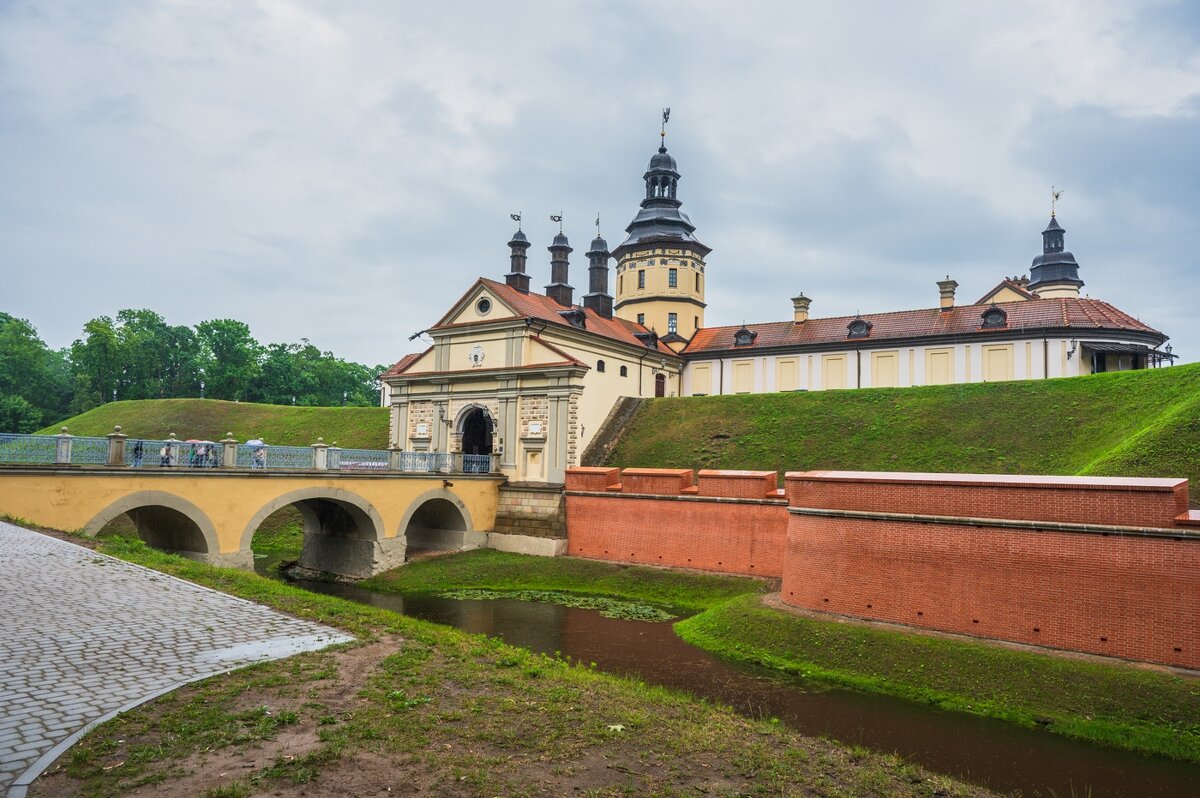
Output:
[{"xmin": 0, "ymin": 429, "xmax": 501, "ymax": 475}]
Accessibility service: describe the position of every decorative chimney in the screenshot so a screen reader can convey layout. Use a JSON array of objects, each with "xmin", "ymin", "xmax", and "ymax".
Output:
[
  {"xmin": 791, "ymin": 294, "xmax": 811, "ymax": 323},
  {"xmin": 937, "ymin": 277, "xmax": 958, "ymax": 311},
  {"xmin": 505, "ymin": 226, "xmax": 531, "ymax": 293},
  {"xmin": 545, "ymin": 232, "xmax": 574, "ymax": 307},
  {"xmin": 582, "ymin": 234, "xmax": 613, "ymax": 319}
]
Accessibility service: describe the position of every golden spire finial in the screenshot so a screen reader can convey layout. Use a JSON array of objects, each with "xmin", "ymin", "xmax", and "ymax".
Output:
[{"xmin": 1051, "ymin": 186, "xmax": 1064, "ymax": 217}]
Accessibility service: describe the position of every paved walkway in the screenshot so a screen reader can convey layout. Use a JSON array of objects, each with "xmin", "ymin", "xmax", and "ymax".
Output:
[{"xmin": 0, "ymin": 521, "xmax": 353, "ymax": 797}]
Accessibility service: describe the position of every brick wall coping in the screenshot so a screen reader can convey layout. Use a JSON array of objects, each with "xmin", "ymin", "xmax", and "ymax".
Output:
[
  {"xmin": 1179, "ymin": 510, "xmax": 1200, "ymax": 527},
  {"xmin": 562, "ymin": 468, "xmax": 616, "ymax": 476},
  {"xmin": 786, "ymin": 470, "xmax": 1187, "ymax": 493},
  {"xmin": 697, "ymin": 469, "xmax": 777, "ymax": 479},
  {"xmin": 620, "ymin": 468, "xmax": 696, "ymax": 477},
  {"xmin": 790, "ymin": 506, "xmax": 1200, "ymax": 540},
  {"xmin": 565, "ymin": 489, "xmax": 787, "ymax": 507}
]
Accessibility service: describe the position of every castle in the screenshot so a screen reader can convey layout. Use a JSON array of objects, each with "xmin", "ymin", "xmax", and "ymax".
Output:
[{"xmin": 381, "ymin": 131, "xmax": 1173, "ymax": 483}]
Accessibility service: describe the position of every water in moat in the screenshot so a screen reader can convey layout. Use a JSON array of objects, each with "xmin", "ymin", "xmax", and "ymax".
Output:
[{"xmin": 262, "ymin": 558, "xmax": 1200, "ymax": 797}]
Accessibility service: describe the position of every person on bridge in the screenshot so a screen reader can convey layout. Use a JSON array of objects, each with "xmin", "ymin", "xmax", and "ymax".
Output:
[{"xmin": 131, "ymin": 439, "xmax": 144, "ymax": 467}]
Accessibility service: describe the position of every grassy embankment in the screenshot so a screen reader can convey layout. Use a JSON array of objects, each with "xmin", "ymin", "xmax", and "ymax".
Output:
[
  {"xmin": 34, "ymin": 536, "xmax": 992, "ymax": 798},
  {"xmin": 38, "ymin": 398, "xmax": 389, "ymax": 449},
  {"xmin": 363, "ymin": 551, "xmax": 1200, "ymax": 764},
  {"xmin": 604, "ymin": 363, "xmax": 1200, "ymax": 505}
]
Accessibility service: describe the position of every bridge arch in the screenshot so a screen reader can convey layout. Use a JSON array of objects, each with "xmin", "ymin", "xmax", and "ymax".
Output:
[
  {"xmin": 397, "ymin": 488, "xmax": 483, "ymax": 559},
  {"xmin": 84, "ymin": 490, "xmax": 220, "ymax": 560},
  {"xmin": 240, "ymin": 487, "xmax": 392, "ymax": 579}
]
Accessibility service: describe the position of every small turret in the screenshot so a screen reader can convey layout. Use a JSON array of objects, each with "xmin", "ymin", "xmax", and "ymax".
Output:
[
  {"xmin": 545, "ymin": 232, "xmax": 574, "ymax": 307},
  {"xmin": 582, "ymin": 234, "xmax": 613, "ymax": 318},
  {"xmin": 1027, "ymin": 216, "xmax": 1084, "ymax": 298},
  {"xmin": 505, "ymin": 226, "xmax": 531, "ymax": 293}
]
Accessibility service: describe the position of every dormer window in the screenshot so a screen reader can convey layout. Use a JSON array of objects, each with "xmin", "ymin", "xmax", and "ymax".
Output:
[
  {"xmin": 733, "ymin": 327, "xmax": 757, "ymax": 347},
  {"xmin": 847, "ymin": 318, "xmax": 873, "ymax": 339},
  {"xmin": 635, "ymin": 330, "xmax": 659, "ymax": 349},
  {"xmin": 981, "ymin": 306, "xmax": 1008, "ymax": 329},
  {"xmin": 558, "ymin": 309, "xmax": 586, "ymax": 329}
]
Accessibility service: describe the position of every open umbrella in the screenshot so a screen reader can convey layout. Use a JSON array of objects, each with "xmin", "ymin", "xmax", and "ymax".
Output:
[{"xmin": 245, "ymin": 438, "xmax": 265, "ymax": 447}]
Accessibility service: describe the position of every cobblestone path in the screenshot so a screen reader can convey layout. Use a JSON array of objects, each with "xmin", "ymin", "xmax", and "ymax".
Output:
[{"xmin": 0, "ymin": 521, "xmax": 353, "ymax": 797}]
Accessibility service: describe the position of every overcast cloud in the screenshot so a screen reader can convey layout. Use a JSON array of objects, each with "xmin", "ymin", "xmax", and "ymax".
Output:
[{"xmin": 2, "ymin": 0, "xmax": 1198, "ymax": 367}]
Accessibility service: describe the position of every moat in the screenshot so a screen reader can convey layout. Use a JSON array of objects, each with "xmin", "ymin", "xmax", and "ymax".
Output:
[{"xmin": 262, "ymin": 557, "xmax": 1200, "ymax": 798}]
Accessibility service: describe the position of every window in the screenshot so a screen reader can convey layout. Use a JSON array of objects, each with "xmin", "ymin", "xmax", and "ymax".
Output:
[
  {"xmin": 619, "ymin": 365, "xmax": 628, "ymax": 377},
  {"xmin": 981, "ymin": 307, "xmax": 1008, "ymax": 329},
  {"xmin": 847, "ymin": 318, "xmax": 872, "ymax": 339},
  {"xmin": 695, "ymin": 273, "xmax": 700, "ymax": 291},
  {"xmin": 668, "ymin": 268, "xmax": 677, "ymax": 288},
  {"xmin": 637, "ymin": 270, "xmax": 646, "ymax": 289},
  {"xmin": 618, "ymin": 275, "xmax": 623, "ymax": 292},
  {"xmin": 667, "ymin": 313, "xmax": 678, "ymax": 334},
  {"xmin": 733, "ymin": 327, "xmax": 757, "ymax": 346},
  {"xmin": 637, "ymin": 313, "xmax": 645, "ymax": 325},
  {"xmin": 475, "ymin": 297, "xmax": 492, "ymax": 315},
  {"xmin": 597, "ymin": 360, "xmax": 606, "ymax": 373},
  {"xmin": 694, "ymin": 315, "xmax": 699, "ymax": 330}
]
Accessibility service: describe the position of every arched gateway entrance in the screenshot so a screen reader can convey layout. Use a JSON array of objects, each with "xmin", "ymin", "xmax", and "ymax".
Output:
[{"xmin": 460, "ymin": 406, "xmax": 494, "ymax": 455}]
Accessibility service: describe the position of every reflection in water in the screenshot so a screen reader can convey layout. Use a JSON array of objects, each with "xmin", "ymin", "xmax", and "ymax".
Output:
[{"xmin": 286, "ymin": 577, "xmax": 1200, "ymax": 798}]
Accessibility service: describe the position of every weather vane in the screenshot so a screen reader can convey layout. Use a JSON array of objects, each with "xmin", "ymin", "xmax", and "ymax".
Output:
[
  {"xmin": 595, "ymin": 212, "xmax": 601, "ymax": 237},
  {"xmin": 510, "ymin": 212, "xmax": 522, "ymax": 230},
  {"xmin": 661, "ymin": 107, "xmax": 670, "ymax": 143},
  {"xmin": 550, "ymin": 212, "xmax": 563, "ymax": 233},
  {"xmin": 1051, "ymin": 186, "xmax": 1064, "ymax": 217}
]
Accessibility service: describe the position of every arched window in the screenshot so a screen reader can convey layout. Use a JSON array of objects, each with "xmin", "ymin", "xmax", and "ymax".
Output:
[
  {"xmin": 597, "ymin": 360, "xmax": 606, "ymax": 373},
  {"xmin": 619, "ymin": 365, "xmax": 628, "ymax": 377}
]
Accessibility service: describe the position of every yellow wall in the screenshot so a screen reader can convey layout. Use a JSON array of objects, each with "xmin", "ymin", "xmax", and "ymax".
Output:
[
  {"xmin": 822, "ymin": 355, "xmax": 847, "ymax": 389},
  {"xmin": 733, "ymin": 360, "xmax": 754, "ymax": 393},
  {"xmin": 691, "ymin": 362, "xmax": 712, "ymax": 395},
  {"xmin": 926, "ymin": 348, "xmax": 953, "ymax": 385},
  {"xmin": 776, "ymin": 357, "xmax": 799, "ymax": 391},
  {"xmin": 613, "ymin": 246, "xmax": 706, "ymax": 339},
  {"xmin": 871, "ymin": 351, "xmax": 899, "ymax": 388},
  {"xmin": 982, "ymin": 344, "xmax": 1014, "ymax": 382}
]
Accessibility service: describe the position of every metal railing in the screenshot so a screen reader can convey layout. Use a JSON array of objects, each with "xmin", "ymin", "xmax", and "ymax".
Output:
[
  {"xmin": 331, "ymin": 447, "xmax": 390, "ymax": 471},
  {"xmin": 0, "ymin": 433, "xmax": 57, "ymax": 464},
  {"xmin": 0, "ymin": 430, "xmax": 500, "ymax": 474}
]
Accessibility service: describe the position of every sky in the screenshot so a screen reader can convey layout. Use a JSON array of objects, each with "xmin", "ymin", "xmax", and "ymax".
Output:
[{"xmin": 2, "ymin": 0, "xmax": 1198, "ymax": 368}]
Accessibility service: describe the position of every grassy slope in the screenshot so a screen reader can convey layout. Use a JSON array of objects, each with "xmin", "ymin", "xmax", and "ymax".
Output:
[
  {"xmin": 38, "ymin": 398, "xmax": 389, "ymax": 449},
  {"xmin": 49, "ymin": 536, "xmax": 990, "ymax": 798},
  {"xmin": 676, "ymin": 595, "xmax": 1200, "ymax": 763},
  {"xmin": 604, "ymin": 363, "xmax": 1200, "ymax": 504},
  {"xmin": 362, "ymin": 548, "xmax": 766, "ymax": 612}
]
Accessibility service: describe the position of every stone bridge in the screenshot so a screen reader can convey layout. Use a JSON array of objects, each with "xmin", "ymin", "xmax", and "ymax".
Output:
[{"xmin": 0, "ymin": 467, "xmax": 504, "ymax": 577}]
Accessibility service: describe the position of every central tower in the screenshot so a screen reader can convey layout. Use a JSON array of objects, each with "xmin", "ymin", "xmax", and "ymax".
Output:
[{"xmin": 613, "ymin": 127, "xmax": 710, "ymax": 348}]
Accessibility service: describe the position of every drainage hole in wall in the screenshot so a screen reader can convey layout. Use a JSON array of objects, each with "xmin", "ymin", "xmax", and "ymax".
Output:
[
  {"xmin": 1033, "ymin": 627, "xmax": 1040, "ymax": 633},
  {"xmin": 1100, "ymin": 637, "xmax": 1108, "ymax": 642},
  {"xmin": 866, "ymin": 604, "xmax": 873, "ymax": 609},
  {"xmin": 1175, "ymin": 647, "xmax": 1183, "ymax": 652},
  {"xmin": 972, "ymin": 619, "xmax": 979, "ymax": 624},
  {"xmin": 917, "ymin": 611, "xmax": 923, "ymax": 616},
  {"xmin": 822, "ymin": 598, "xmax": 829, "ymax": 603}
]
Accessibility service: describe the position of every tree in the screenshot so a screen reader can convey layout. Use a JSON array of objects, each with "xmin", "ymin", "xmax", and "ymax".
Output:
[
  {"xmin": 196, "ymin": 319, "xmax": 262, "ymax": 401},
  {"xmin": 0, "ymin": 313, "xmax": 72, "ymax": 428},
  {"xmin": 70, "ymin": 316, "xmax": 121, "ymax": 407}
]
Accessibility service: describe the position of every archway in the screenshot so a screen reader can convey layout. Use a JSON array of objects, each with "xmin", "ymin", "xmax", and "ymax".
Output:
[
  {"xmin": 460, "ymin": 406, "xmax": 494, "ymax": 455},
  {"xmin": 85, "ymin": 491, "xmax": 219, "ymax": 562},
  {"xmin": 399, "ymin": 489, "xmax": 483, "ymax": 560},
  {"xmin": 241, "ymin": 488, "xmax": 395, "ymax": 579},
  {"xmin": 655, "ymin": 372, "xmax": 666, "ymax": 397}
]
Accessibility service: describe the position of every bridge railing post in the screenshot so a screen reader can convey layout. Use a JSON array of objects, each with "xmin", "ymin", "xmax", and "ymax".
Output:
[
  {"xmin": 221, "ymin": 434, "xmax": 238, "ymax": 468},
  {"xmin": 55, "ymin": 427, "xmax": 73, "ymax": 465},
  {"xmin": 327, "ymin": 442, "xmax": 341, "ymax": 471},
  {"xmin": 312, "ymin": 438, "xmax": 329, "ymax": 470},
  {"xmin": 490, "ymin": 453, "xmax": 501, "ymax": 473},
  {"xmin": 388, "ymin": 446, "xmax": 402, "ymax": 471},
  {"xmin": 106, "ymin": 425, "xmax": 127, "ymax": 466},
  {"xmin": 167, "ymin": 433, "xmax": 180, "ymax": 467},
  {"xmin": 451, "ymin": 452, "xmax": 464, "ymax": 473}
]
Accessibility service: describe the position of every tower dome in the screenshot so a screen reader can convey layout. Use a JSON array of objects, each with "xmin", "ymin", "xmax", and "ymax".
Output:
[{"xmin": 1027, "ymin": 216, "xmax": 1084, "ymax": 298}]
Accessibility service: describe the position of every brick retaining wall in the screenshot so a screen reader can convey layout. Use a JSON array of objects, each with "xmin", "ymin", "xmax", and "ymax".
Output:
[
  {"xmin": 565, "ymin": 467, "xmax": 787, "ymax": 576},
  {"xmin": 564, "ymin": 466, "xmax": 1200, "ymax": 669}
]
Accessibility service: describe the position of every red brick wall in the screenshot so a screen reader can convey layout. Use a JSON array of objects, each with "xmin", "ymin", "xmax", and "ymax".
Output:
[
  {"xmin": 786, "ymin": 471, "xmax": 1189, "ymax": 529},
  {"xmin": 782, "ymin": 472, "xmax": 1199, "ymax": 669},
  {"xmin": 565, "ymin": 468, "xmax": 787, "ymax": 576}
]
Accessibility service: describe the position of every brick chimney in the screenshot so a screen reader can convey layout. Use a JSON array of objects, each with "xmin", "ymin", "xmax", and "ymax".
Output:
[
  {"xmin": 937, "ymin": 277, "xmax": 958, "ymax": 311},
  {"xmin": 792, "ymin": 294, "xmax": 812, "ymax": 323}
]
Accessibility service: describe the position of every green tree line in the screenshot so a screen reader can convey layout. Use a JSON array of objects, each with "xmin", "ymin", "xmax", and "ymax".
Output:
[{"xmin": 0, "ymin": 309, "xmax": 389, "ymax": 433}]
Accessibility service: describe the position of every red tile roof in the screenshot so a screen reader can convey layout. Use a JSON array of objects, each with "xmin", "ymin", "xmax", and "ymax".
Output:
[
  {"xmin": 432, "ymin": 278, "xmax": 677, "ymax": 356},
  {"xmin": 685, "ymin": 298, "xmax": 1164, "ymax": 355},
  {"xmin": 381, "ymin": 350, "xmax": 429, "ymax": 377}
]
